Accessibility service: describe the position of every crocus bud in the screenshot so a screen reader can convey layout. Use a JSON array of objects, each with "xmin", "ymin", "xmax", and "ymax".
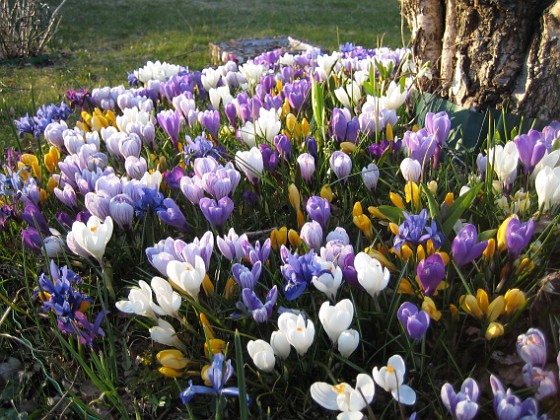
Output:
[
  {"xmin": 337, "ymin": 329, "xmax": 360, "ymax": 357},
  {"xmin": 485, "ymin": 322, "xmax": 504, "ymax": 340},
  {"xmin": 416, "ymin": 253, "xmax": 445, "ymax": 296},
  {"xmin": 300, "ymin": 221, "xmax": 323, "ymax": 251},
  {"xmin": 517, "ymin": 328, "xmax": 547, "ymax": 367},
  {"xmin": 400, "ymin": 158, "xmax": 422, "ymax": 183}
]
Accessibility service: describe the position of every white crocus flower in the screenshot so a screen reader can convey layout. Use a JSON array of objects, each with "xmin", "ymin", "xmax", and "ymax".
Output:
[
  {"xmin": 166, "ymin": 256, "xmax": 207, "ymax": 301},
  {"xmin": 270, "ymin": 331, "xmax": 291, "ymax": 360},
  {"xmin": 318, "ymin": 299, "xmax": 354, "ymax": 343},
  {"xmin": 337, "ymin": 329, "xmax": 360, "ymax": 358},
  {"xmin": 277, "ymin": 312, "xmax": 315, "ymax": 356},
  {"xmin": 140, "ymin": 170, "xmax": 163, "ymax": 191},
  {"xmin": 134, "ymin": 60, "xmax": 182, "ymax": 83},
  {"xmin": 237, "ymin": 121, "xmax": 257, "ymax": 147},
  {"xmin": 247, "ymin": 340, "xmax": 276, "ymax": 373},
  {"xmin": 372, "ymin": 354, "xmax": 416, "ymax": 405},
  {"xmin": 209, "ymin": 85, "xmax": 233, "ymax": 110},
  {"xmin": 315, "ymin": 52, "xmax": 340, "ymax": 80},
  {"xmin": 353, "ymin": 252, "xmax": 390, "ymax": 298},
  {"xmin": 150, "ymin": 276, "xmax": 182, "ymax": 318},
  {"xmin": 70, "ymin": 215, "xmax": 113, "ymax": 263},
  {"xmin": 149, "ymin": 318, "xmax": 184, "ymax": 349},
  {"xmin": 201, "ymin": 67, "xmax": 222, "ymax": 91},
  {"xmin": 310, "ymin": 373, "xmax": 375, "ymax": 420},
  {"xmin": 334, "ymin": 81, "xmax": 362, "ymax": 109},
  {"xmin": 535, "ymin": 166, "xmax": 560, "ymax": 211},
  {"xmin": 400, "ymin": 158, "xmax": 422, "ymax": 183},
  {"xmin": 383, "ymin": 80, "xmax": 407, "ymax": 110},
  {"xmin": 116, "ymin": 106, "xmax": 154, "ymax": 133},
  {"xmin": 254, "ymin": 107, "xmax": 281, "ymax": 142},
  {"xmin": 235, "ymin": 147, "xmax": 264, "ymax": 184},
  {"xmin": 531, "ymin": 149, "xmax": 560, "ymax": 181},
  {"xmin": 488, "ymin": 143, "xmax": 519, "ymax": 187},
  {"xmin": 312, "ymin": 261, "xmax": 343, "ymax": 301},
  {"xmin": 239, "ymin": 62, "xmax": 265, "ymax": 88},
  {"xmin": 115, "ymin": 280, "xmax": 157, "ymax": 320}
]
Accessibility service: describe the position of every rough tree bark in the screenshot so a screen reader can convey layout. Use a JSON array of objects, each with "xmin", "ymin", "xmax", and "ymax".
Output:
[{"xmin": 401, "ymin": 0, "xmax": 560, "ymax": 121}]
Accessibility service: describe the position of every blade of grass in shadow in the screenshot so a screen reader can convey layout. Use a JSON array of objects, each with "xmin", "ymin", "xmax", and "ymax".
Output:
[{"xmin": 234, "ymin": 329, "xmax": 249, "ymax": 420}]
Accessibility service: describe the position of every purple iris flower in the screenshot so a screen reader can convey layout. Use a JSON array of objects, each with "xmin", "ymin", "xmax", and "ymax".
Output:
[
  {"xmin": 514, "ymin": 130, "xmax": 547, "ymax": 175},
  {"xmin": 397, "ymin": 302, "xmax": 430, "ymax": 340},
  {"xmin": 259, "ymin": 143, "xmax": 279, "ymax": 173},
  {"xmin": 451, "ymin": 224, "xmax": 488, "ymax": 267},
  {"xmin": 133, "ymin": 187, "xmax": 166, "ymax": 219},
  {"xmin": 236, "ymin": 286, "xmax": 278, "ymax": 323},
  {"xmin": 157, "ymin": 198, "xmax": 191, "ymax": 233},
  {"xmin": 393, "ymin": 209, "xmax": 444, "ymax": 252},
  {"xmin": 490, "ymin": 374, "xmax": 541, "ymax": 420},
  {"xmin": 440, "ymin": 378, "xmax": 479, "ymax": 420},
  {"xmin": 505, "ymin": 217, "xmax": 535, "ymax": 260},
  {"xmin": 417, "ymin": 253, "xmax": 446, "ymax": 297},
  {"xmin": 280, "ymin": 246, "xmax": 322, "ymax": 301},
  {"xmin": 306, "ymin": 196, "xmax": 331, "ymax": 232},
  {"xmin": 180, "ymin": 353, "xmax": 247, "ymax": 404},
  {"xmin": 232, "ymin": 261, "xmax": 262, "ymax": 290},
  {"xmin": 199, "ymin": 196, "xmax": 234, "ymax": 227}
]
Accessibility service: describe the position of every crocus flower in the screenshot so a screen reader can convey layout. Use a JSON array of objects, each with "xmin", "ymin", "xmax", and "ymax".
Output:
[
  {"xmin": 487, "ymin": 143, "xmax": 519, "ymax": 191},
  {"xmin": 150, "ymin": 276, "xmax": 182, "ymax": 318},
  {"xmin": 361, "ymin": 163, "xmax": 380, "ymax": 192},
  {"xmin": 403, "ymin": 128, "xmax": 438, "ymax": 164},
  {"xmin": 199, "ymin": 196, "xmax": 234, "ymax": 227},
  {"xmin": 297, "ymin": 153, "xmax": 316, "ymax": 183},
  {"xmin": 274, "ymin": 134, "xmax": 292, "ymax": 160},
  {"xmin": 306, "ymin": 196, "xmax": 331, "ymax": 232},
  {"xmin": 217, "ymin": 228, "xmax": 248, "ymax": 261},
  {"xmin": 440, "ymin": 378, "xmax": 479, "ymax": 420},
  {"xmin": 180, "ymin": 353, "xmax": 246, "ymax": 404},
  {"xmin": 270, "ymin": 331, "xmax": 290, "ymax": 359},
  {"xmin": 514, "ymin": 130, "xmax": 546, "ymax": 175},
  {"xmin": 535, "ymin": 166, "xmax": 560, "ymax": 211},
  {"xmin": 400, "ymin": 158, "xmax": 422, "ymax": 183},
  {"xmin": 354, "ymin": 252, "xmax": 390, "ymax": 298},
  {"xmin": 425, "ymin": 111, "xmax": 451, "ymax": 148},
  {"xmin": 311, "ymin": 261, "xmax": 343, "ymax": 301},
  {"xmin": 149, "ymin": 318, "xmax": 184, "ymax": 349},
  {"xmin": 247, "ymin": 340, "xmax": 276, "ymax": 373},
  {"xmin": 157, "ymin": 197, "xmax": 191, "ymax": 233},
  {"xmin": 166, "ymin": 255, "xmax": 206, "ymax": 300},
  {"xmin": 277, "ymin": 312, "xmax": 315, "ymax": 356},
  {"xmin": 505, "ymin": 216, "xmax": 535, "ymax": 260},
  {"xmin": 451, "ymin": 224, "xmax": 488, "ymax": 267},
  {"xmin": 522, "ymin": 363, "xmax": 557, "ymax": 400},
  {"xmin": 237, "ymin": 286, "xmax": 277, "ymax": 323},
  {"xmin": 318, "ymin": 299, "xmax": 354, "ymax": 344},
  {"xmin": 310, "ymin": 373, "xmax": 375, "ymax": 420},
  {"xmin": 70, "ymin": 215, "xmax": 114, "ymax": 263},
  {"xmin": 517, "ymin": 328, "xmax": 548, "ymax": 368},
  {"xmin": 231, "ymin": 261, "xmax": 262, "ymax": 290},
  {"xmin": 300, "ymin": 221, "xmax": 323, "ymax": 251},
  {"xmin": 235, "ymin": 147, "xmax": 264, "ymax": 184},
  {"xmin": 329, "ymin": 151, "xmax": 352, "ymax": 179},
  {"xmin": 337, "ymin": 329, "xmax": 360, "ymax": 358},
  {"xmin": 372, "ymin": 354, "xmax": 416, "ymax": 405},
  {"xmin": 397, "ymin": 302, "xmax": 430, "ymax": 340},
  {"xmin": 490, "ymin": 374, "xmax": 541, "ymax": 420},
  {"xmin": 115, "ymin": 280, "xmax": 158, "ymax": 320},
  {"xmin": 416, "ymin": 253, "xmax": 446, "ymax": 297}
]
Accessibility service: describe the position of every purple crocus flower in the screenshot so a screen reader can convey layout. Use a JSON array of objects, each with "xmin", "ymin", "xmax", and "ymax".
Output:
[
  {"xmin": 451, "ymin": 224, "xmax": 488, "ymax": 267},
  {"xmin": 330, "ymin": 108, "xmax": 359, "ymax": 143},
  {"xmin": 157, "ymin": 109, "xmax": 183, "ymax": 148},
  {"xmin": 306, "ymin": 137, "xmax": 318, "ymax": 159},
  {"xmin": 124, "ymin": 156, "xmax": 148, "ymax": 180},
  {"xmin": 180, "ymin": 175, "xmax": 205, "ymax": 205},
  {"xmin": 306, "ymin": 196, "xmax": 330, "ymax": 231},
  {"xmin": 199, "ymin": 196, "xmax": 234, "ymax": 227},
  {"xmin": 201, "ymin": 109, "xmax": 220, "ymax": 139},
  {"xmin": 440, "ymin": 378, "xmax": 479, "ymax": 420},
  {"xmin": 180, "ymin": 353, "xmax": 246, "ymax": 404},
  {"xmin": 109, "ymin": 194, "xmax": 134, "ymax": 229},
  {"xmin": 417, "ymin": 253, "xmax": 446, "ymax": 297},
  {"xmin": 85, "ymin": 191, "xmax": 111, "ymax": 220},
  {"xmin": 274, "ymin": 134, "xmax": 292, "ymax": 161},
  {"xmin": 490, "ymin": 374, "xmax": 541, "ymax": 420},
  {"xmin": 505, "ymin": 217, "xmax": 535, "ymax": 260},
  {"xmin": 517, "ymin": 328, "xmax": 547, "ymax": 368},
  {"xmin": 237, "ymin": 286, "xmax": 278, "ymax": 323},
  {"xmin": 329, "ymin": 151, "xmax": 352, "ymax": 179},
  {"xmin": 403, "ymin": 128, "xmax": 438, "ymax": 164},
  {"xmin": 232, "ymin": 261, "xmax": 262, "ymax": 290},
  {"xmin": 241, "ymin": 238, "xmax": 272, "ymax": 266},
  {"xmin": 145, "ymin": 237, "xmax": 182, "ymax": 276},
  {"xmin": 21, "ymin": 201, "xmax": 50, "ymax": 234},
  {"xmin": 157, "ymin": 198, "xmax": 191, "ymax": 233},
  {"xmin": 217, "ymin": 228, "xmax": 248, "ymax": 261},
  {"xmin": 397, "ymin": 302, "xmax": 430, "ymax": 340},
  {"xmin": 224, "ymin": 102, "xmax": 238, "ymax": 127},
  {"xmin": 514, "ymin": 130, "xmax": 547, "ymax": 175},
  {"xmin": 425, "ymin": 111, "xmax": 451, "ymax": 147},
  {"xmin": 522, "ymin": 364, "xmax": 558, "ymax": 400},
  {"xmin": 163, "ymin": 166, "xmax": 186, "ymax": 189},
  {"xmin": 259, "ymin": 143, "xmax": 279, "ymax": 173},
  {"xmin": 21, "ymin": 226, "xmax": 42, "ymax": 253}
]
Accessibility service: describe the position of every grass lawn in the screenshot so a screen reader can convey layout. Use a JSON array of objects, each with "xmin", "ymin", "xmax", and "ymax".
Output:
[{"xmin": 0, "ymin": 0, "xmax": 405, "ymax": 147}]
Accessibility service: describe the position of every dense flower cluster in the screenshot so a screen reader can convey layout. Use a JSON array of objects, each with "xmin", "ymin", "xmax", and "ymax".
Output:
[{"xmin": 3, "ymin": 42, "xmax": 560, "ymax": 418}]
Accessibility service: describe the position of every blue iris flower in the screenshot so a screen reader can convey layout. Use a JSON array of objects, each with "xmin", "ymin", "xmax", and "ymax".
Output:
[
  {"xmin": 133, "ymin": 187, "xmax": 167, "ymax": 219},
  {"xmin": 393, "ymin": 209, "xmax": 444, "ymax": 252},
  {"xmin": 279, "ymin": 247, "xmax": 324, "ymax": 301}
]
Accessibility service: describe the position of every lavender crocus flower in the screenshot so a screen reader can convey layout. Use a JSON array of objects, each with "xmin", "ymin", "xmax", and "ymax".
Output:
[
  {"xmin": 451, "ymin": 224, "xmax": 488, "ymax": 267},
  {"xmin": 145, "ymin": 237, "xmax": 181, "ymax": 276},
  {"xmin": 201, "ymin": 109, "xmax": 220, "ymax": 139},
  {"xmin": 300, "ymin": 221, "xmax": 323, "ymax": 251},
  {"xmin": 514, "ymin": 130, "xmax": 547, "ymax": 175},
  {"xmin": 109, "ymin": 194, "xmax": 134, "ymax": 229},
  {"xmin": 274, "ymin": 134, "xmax": 292, "ymax": 161},
  {"xmin": 522, "ymin": 364, "xmax": 558, "ymax": 400},
  {"xmin": 517, "ymin": 328, "xmax": 548, "ymax": 368},
  {"xmin": 425, "ymin": 111, "xmax": 451, "ymax": 147},
  {"xmin": 124, "ymin": 156, "xmax": 148, "ymax": 180},
  {"xmin": 21, "ymin": 201, "xmax": 49, "ymax": 234},
  {"xmin": 297, "ymin": 153, "xmax": 315, "ymax": 183},
  {"xmin": 306, "ymin": 196, "xmax": 330, "ymax": 232},
  {"xmin": 490, "ymin": 374, "xmax": 541, "ymax": 420},
  {"xmin": 241, "ymin": 238, "xmax": 272, "ymax": 266},
  {"xmin": 157, "ymin": 109, "xmax": 183, "ymax": 148},
  {"xmin": 403, "ymin": 128, "xmax": 438, "ymax": 164},
  {"xmin": 259, "ymin": 144, "xmax": 279, "ymax": 173},
  {"xmin": 505, "ymin": 217, "xmax": 535, "ymax": 260},
  {"xmin": 417, "ymin": 253, "xmax": 446, "ymax": 297},
  {"xmin": 21, "ymin": 227, "xmax": 42, "ymax": 253},
  {"xmin": 329, "ymin": 151, "xmax": 352, "ymax": 179},
  {"xmin": 232, "ymin": 261, "xmax": 262, "ymax": 290},
  {"xmin": 440, "ymin": 378, "xmax": 479, "ymax": 420},
  {"xmin": 217, "ymin": 228, "xmax": 248, "ymax": 261},
  {"xmin": 306, "ymin": 137, "xmax": 318, "ymax": 159},
  {"xmin": 237, "ymin": 286, "xmax": 278, "ymax": 323},
  {"xmin": 199, "ymin": 196, "xmax": 234, "ymax": 227},
  {"xmin": 397, "ymin": 302, "xmax": 430, "ymax": 340}
]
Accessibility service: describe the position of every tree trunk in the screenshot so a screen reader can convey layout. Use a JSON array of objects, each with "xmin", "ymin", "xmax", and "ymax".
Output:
[{"xmin": 401, "ymin": 0, "xmax": 560, "ymax": 121}]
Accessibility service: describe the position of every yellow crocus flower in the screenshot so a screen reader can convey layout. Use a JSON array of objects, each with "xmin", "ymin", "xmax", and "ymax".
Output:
[
  {"xmin": 296, "ymin": 209, "xmax": 305, "ymax": 229},
  {"xmin": 487, "ymin": 295, "xmax": 505, "ymax": 322},
  {"xmin": 320, "ymin": 184, "xmax": 334, "ymax": 202},
  {"xmin": 422, "ymin": 296, "xmax": 442, "ymax": 321},
  {"xmin": 224, "ymin": 277, "xmax": 237, "ymax": 300},
  {"xmin": 504, "ymin": 288, "xmax": 526, "ymax": 316},
  {"xmin": 404, "ymin": 181, "xmax": 419, "ymax": 206},
  {"xmin": 389, "ymin": 192, "xmax": 405, "ymax": 209},
  {"xmin": 427, "ymin": 180, "xmax": 438, "ymax": 196},
  {"xmin": 286, "ymin": 113, "xmax": 297, "ymax": 133},
  {"xmin": 340, "ymin": 142, "xmax": 356, "ymax": 154},
  {"xmin": 20, "ymin": 154, "xmax": 40, "ymax": 178},
  {"xmin": 204, "ymin": 338, "xmax": 226, "ymax": 358},
  {"xmin": 43, "ymin": 146, "xmax": 60, "ymax": 173},
  {"xmin": 202, "ymin": 274, "xmax": 214, "ymax": 296},
  {"xmin": 398, "ymin": 278, "xmax": 415, "ymax": 295},
  {"xmin": 386, "ymin": 123, "xmax": 394, "ymax": 141},
  {"xmin": 497, "ymin": 215, "xmax": 516, "ymax": 252},
  {"xmin": 288, "ymin": 229, "xmax": 302, "ymax": 248},
  {"xmin": 288, "ymin": 183, "xmax": 301, "ymax": 211},
  {"xmin": 368, "ymin": 206, "xmax": 388, "ymax": 220},
  {"xmin": 301, "ymin": 118, "xmax": 310, "ymax": 138},
  {"xmin": 416, "ymin": 245, "xmax": 425, "ymax": 262},
  {"xmin": 157, "ymin": 349, "xmax": 189, "ymax": 370},
  {"xmin": 353, "ymin": 214, "xmax": 373, "ymax": 240},
  {"xmin": 459, "ymin": 294, "xmax": 484, "ymax": 320},
  {"xmin": 484, "ymin": 238, "xmax": 496, "ymax": 261},
  {"xmin": 200, "ymin": 313, "xmax": 215, "ymax": 339},
  {"xmin": 444, "ymin": 192, "xmax": 454, "ymax": 207},
  {"xmin": 485, "ymin": 322, "xmax": 505, "ymax": 340},
  {"xmin": 400, "ymin": 244, "xmax": 413, "ymax": 261},
  {"xmin": 353, "ymin": 201, "xmax": 363, "ymax": 218},
  {"xmin": 270, "ymin": 227, "xmax": 288, "ymax": 250}
]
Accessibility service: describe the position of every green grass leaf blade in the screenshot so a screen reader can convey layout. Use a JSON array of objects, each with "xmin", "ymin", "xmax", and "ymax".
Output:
[{"xmin": 234, "ymin": 329, "xmax": 249, "ymax": 420}]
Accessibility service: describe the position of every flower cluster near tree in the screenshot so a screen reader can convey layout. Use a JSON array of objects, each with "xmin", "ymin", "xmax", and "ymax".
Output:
[{"xmin": 3, "ymin": 43, "xmax": 560, "ymax": 417}]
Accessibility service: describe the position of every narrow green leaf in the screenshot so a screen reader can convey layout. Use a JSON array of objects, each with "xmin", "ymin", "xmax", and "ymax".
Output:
[
  {"xmin": 376, "ymin": 205, "xmax": 404, "ymax": 224},
  {"xmin": 442, "ymin": 183, "xmax": 483, "ymax": 236},
  {"xmin": 234, "ymin": 329, "xmax": 249, "ymax": 420},
  {"xmin": 311, "ymin": 80, "xmax": 325, "ymax": 144},
  {"xmin": 421, "ymin": 184, "xmax": 442, "ymax": 224}
]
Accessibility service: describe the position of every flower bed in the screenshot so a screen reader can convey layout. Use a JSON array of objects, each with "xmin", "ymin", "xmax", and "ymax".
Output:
[{"xmin": 2, "ymin": 43, "xmax": 560, "ymax": 418}]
